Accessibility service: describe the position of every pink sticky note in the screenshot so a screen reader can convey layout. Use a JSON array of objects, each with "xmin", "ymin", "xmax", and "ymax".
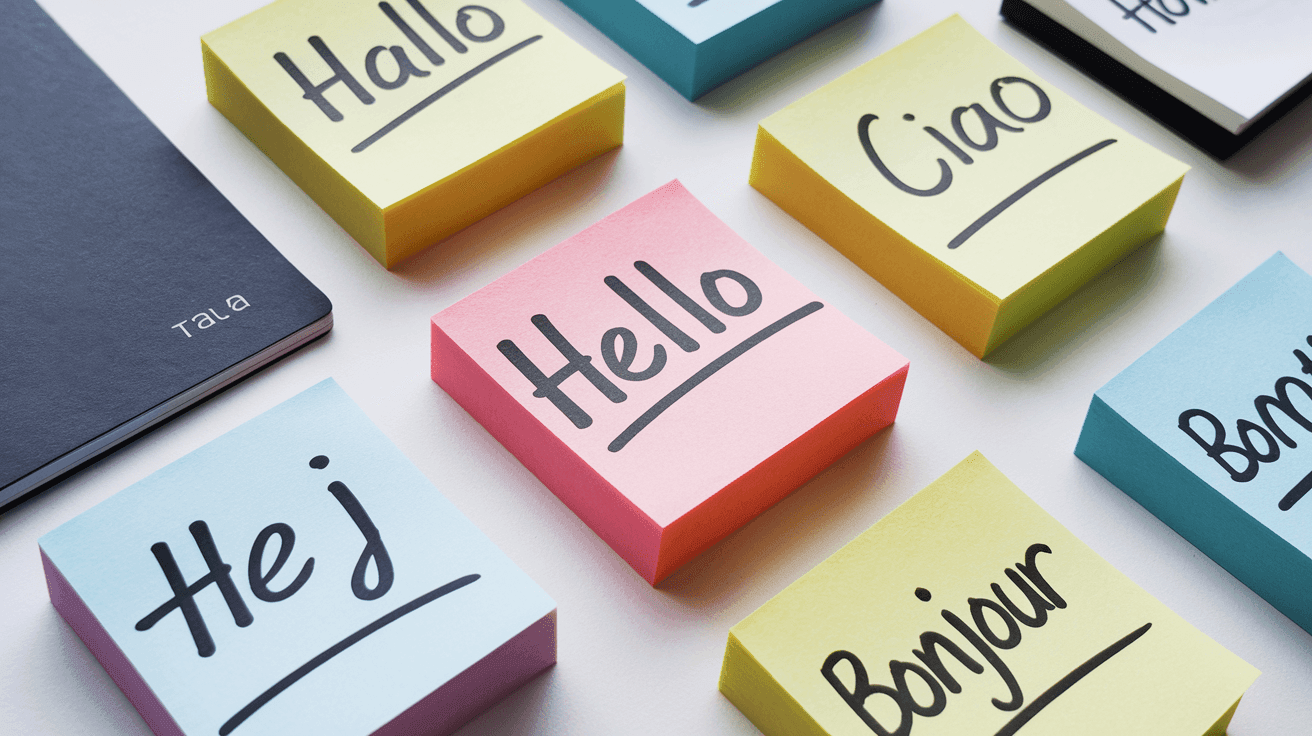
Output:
[{"xmin": 432, "ymin": 181, "xmax": 908, "ymax": 584}]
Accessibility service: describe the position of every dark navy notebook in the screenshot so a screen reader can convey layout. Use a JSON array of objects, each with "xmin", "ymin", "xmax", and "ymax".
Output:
[{"xmin": 0, "ymin": 0, "xmax": 333, "ymax": 509}]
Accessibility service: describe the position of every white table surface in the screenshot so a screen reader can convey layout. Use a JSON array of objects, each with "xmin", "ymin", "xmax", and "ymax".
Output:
[{"xmin": 4, "ymin": 0, "xmax": 1311, "ymax": 733}]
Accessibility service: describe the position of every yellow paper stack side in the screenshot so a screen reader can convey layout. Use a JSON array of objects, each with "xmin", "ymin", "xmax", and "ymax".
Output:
[
  {"xmin": 751, "ymin": 16, "xmax": 1187, "ymax": 357},
  {"xmin": 203, "ymin": 0, "xmax": 625, "ymax": 268},
  {"xmin": 720, "ymin": 452, "xmax": 1257, "ymax": 736}
]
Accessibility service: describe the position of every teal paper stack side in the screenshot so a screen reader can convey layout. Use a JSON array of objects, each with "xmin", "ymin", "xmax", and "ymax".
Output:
[
  {"xmin": 1076, "ymin": 253, "xmax": 1312, "ymax": 633},
  {"xmin": 558, "ymin": 0, "xmax": 879, "ymax": 100}
]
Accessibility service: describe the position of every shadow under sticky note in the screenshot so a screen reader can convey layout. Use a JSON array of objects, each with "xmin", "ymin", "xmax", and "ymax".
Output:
[
  {"xmin": 431, "ymin": 181, "xmax": 908, "ymax": 584},
  {"xmin": 557, "ymin": 0, "xmax": 879, "ymax": 100},
  {"xmin": 720, "ymin": 452, "xmax": 1258, "ymax": 736},
  {"xmin": 751, "ymin": 15, "xmax": 1188, "ymax": 358},
  {"xmin": 202, "ymin": 0, "xmax": 625, "ymax": 268},
  {"xmin": 1077, "ymin": 252, "xmax": 1312, "ymax": 635},
  {"xmin": 39, "ymin": 380, "xmax": 556, "ymax": 736}
]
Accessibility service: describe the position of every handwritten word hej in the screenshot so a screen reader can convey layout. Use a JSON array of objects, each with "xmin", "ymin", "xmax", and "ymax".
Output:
[{"xmin": 134, "ymin": 454, "xmax": 394, "ymax": 657}]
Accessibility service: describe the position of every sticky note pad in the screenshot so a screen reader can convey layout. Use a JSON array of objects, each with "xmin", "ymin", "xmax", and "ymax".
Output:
[
  {"xmin": 203, "ymin": 0, "xmax": 625, "ymax": 268},
  {"xmin": 720, "ymin": 452, "xmax": 1258, "ymax": 736},
  {"xmin": 431, "ymin": 181, "xmax": 908, "ymax": 585},
  {"xmin": 751, "ymin": 15, "xmax": 1189, "ymax": 357},
  {"xmin": 557, "ymin": 0, "xmax": 878, "ymax": 100},
  {"xmin": 1077, "ymin": 253, "xmax": 1312, "ymax": 634},
  {"xmin": 39, "ymin": 380, "xmax": 555, "ymax": 736}
]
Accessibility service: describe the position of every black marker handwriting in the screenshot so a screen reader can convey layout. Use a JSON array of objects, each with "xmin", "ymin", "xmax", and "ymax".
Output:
[
  {"xmin": 1180, "ymin": 335, "xmax": 1312, "ymax": 510},
  {"xmin": 948, "ymin": 139, "xmax": 1116, "ymax": 250},
  {"xmin": 1105, "ymin": 0, "xmax": 1215, "ymax": 34},
  {"xmin": 272, "ymin": 2, "xmax": 541, "ymax": 151},
  {"xmin": 858, "ymin": 77, "xmax": 1051, "ymax": 198},
  {"xmin": 497, "ymin": 261, "xmax": 822, "ymax": 451},
  {"xmin": 218, "ymin": 574, "xmax": 480, "ymax": 735},
  {"xmin": 821, "ymin": 543, "xmax": 1153, "ymax": 735}
]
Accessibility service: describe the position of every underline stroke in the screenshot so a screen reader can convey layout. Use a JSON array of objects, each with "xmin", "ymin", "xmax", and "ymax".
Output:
[
  {"xmin": 608, "ymin": 301, "xmax": 824, "ymax": 452},
  {"xmin": 948, "ymin": 139, "xmax": 1117, "ymax": 250},
  {"xmin": 218, "ymin": 574, "xmax": 481, "ymax": 735},
  {"xmin": 1280, "ymin": 469, "xmax": 1312, "ymax": 510},
  {"xmin": 993, "ymin": 621, "xmax": 1151, "ymax": 736},
  {"xmin": 352, "ymin": 36, "xmax": 543, "ymax": 153}
]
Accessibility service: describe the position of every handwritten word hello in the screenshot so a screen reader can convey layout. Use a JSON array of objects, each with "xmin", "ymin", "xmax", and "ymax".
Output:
[
  {"xmin": 171, "ymin": 295, "xmax": 251, "ymax": 338},
  {"xmin": 1180, "ymin": 335, "xmax": 1312, "ymax": 510},
  {"xmin": 497, "ymin": 260, "xmax": 823, "ymax": 452},
  {"xmin": 821, "ymin": 543, "xmax": 1152, "ymax": 735},
  {"xmin": 858, "ymin": 77, "xmax": 1052, "ymax": 198},
  {"xmin": 1105, "ymin": 0, "xmax": 1215, "ymax": 34}
]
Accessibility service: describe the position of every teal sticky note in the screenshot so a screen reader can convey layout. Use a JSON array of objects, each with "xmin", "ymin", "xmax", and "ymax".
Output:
[
  {"xmin": 558, "ymin": 0, "xmax": 879, "ymax": 99},
  {"xmin": 39, "ymin": 379, "xmax": 555, "ymax": 736},
  {"xmin": 1076, "ymin": 253, "xmax": 1312, "ymax": 633}
]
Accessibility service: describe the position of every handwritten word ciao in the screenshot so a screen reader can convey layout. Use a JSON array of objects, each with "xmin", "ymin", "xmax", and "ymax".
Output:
[
  {"xmin": 821, "ymin": 543, "xmax": 1153, "ymax": 736},
  {"xmin": 1105, "ymin": 0, "xmax": 1216, "ymax": 34},
  {"xmin": 497, "ymin": 261, "xmax": 823, "ymax": 452},
  {"xmin": 275, "ymin": 2, "xmax": 508, "ymax": 123},
  {"xmin": 1180, "ymin": 335, "xmax": 1312, "ymax": 510},
  {"xmin": 171, "ymin": 295, "xmax": 251, "ymax": 338},
  {"xmin": 134, "ymin": 454, "xmax": 395, "ymax": 658},
  {"xmin": 855, "ymin": 76, "xmax": 1049, "ymax": 196}
]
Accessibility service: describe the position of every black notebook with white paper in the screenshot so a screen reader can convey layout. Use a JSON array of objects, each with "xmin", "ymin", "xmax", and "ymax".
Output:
[
  {"xmin": 1002, "ymin": 0, "xmax": 1312, "ymax": 158},
  {"xmin": 0, "ymin": 0, "xmax": 333, "ymax": 509}
]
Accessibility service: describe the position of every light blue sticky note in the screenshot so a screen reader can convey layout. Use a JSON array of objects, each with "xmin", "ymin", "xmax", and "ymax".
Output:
[
  {"xmin": 558, "ymin": 0, "xmax": 879, "ymax": 99},
  {"xmin": 1076, "ymin": 252, "xmax": 1312, "ymax": 632},
  {"xmin": 39, "ymin": 379, "xmax": 555, "ymax": 736}
]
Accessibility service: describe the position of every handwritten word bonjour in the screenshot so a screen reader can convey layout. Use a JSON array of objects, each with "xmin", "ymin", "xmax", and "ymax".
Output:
[
  {"xmin": 497, "ymin": 261, "xmax": 823, "ymax": 452},
  {"xmin": 1179, "ymin": 334, "xmax": 1312, "ymax": 510},
  {"xmin": 821, "ymin": 543, "xmax": 1151, "ymax": 736}
]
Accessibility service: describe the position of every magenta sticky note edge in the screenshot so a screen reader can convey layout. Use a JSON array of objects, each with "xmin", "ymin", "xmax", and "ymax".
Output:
[{"xmin": 42, "ymin": 548, "xmax": 188, "ymax": 736}]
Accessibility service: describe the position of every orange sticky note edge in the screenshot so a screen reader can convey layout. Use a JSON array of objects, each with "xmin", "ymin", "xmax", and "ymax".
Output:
[
  {"xmin": 431, "ymin": 181, "xmax": 908, "ymax": 584},
  {"xmin": 751, "ymin": 16, "xmax": 1188, "ymax": 357},
  {"xmin": 203, "ymin": 0, "xmax": 625, "ymax": 268},
  {"xmin": 720, "ymin": 452, "xmax": 1258, "ymax": 736}
]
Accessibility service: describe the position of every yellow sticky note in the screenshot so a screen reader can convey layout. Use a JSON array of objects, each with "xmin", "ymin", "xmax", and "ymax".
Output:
[
  {"xmin": 203, "ymin": 0, "xmax": 625, "ymax": 268},
  {"xmin": 720, "ymin": 452, "xmax": 1257, "ymax": 736},
  {"xmin": 751, "ymin": 16, "xmax": 1187, "ymax": 357}
]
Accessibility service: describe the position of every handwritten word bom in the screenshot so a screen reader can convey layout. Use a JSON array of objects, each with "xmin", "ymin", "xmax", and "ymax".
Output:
[
  {"xmin": 719, "ymin": 452, "xmax": 1258, "ymax": 736},
  {"xmin": 1077, "ymin": 252, "xmax": 1312, "ymax": 635},
  {"xmin": 202, "ymin": 0, "xmax": 625, "ymax": 268},
  {"xmin": 431, "ymin": 181, "xmax": 908, "ymax": 584},
  {"xmin": 39, "ymin": 380, "xmax": 556, "ymax": 736},
  {"xmin": 750, "ymin": 15, "xmax": 1188, "ymax": 357},
  {"xmin": 555, "ymin": 0, "xmax": 878, "ymax": 100}
]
